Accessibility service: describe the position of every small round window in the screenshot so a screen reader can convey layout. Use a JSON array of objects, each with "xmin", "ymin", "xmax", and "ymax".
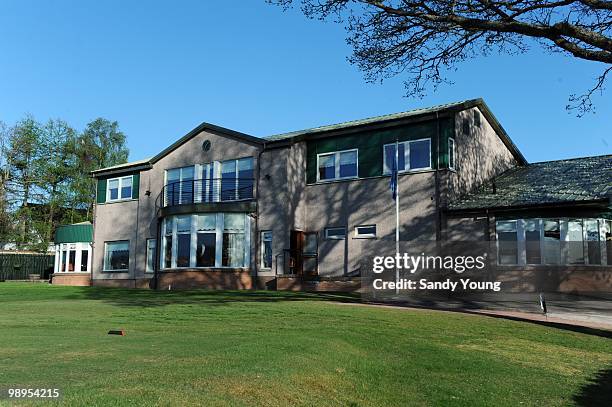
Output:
[{"xmin": 202, "ymin": 140, "xmax": 211, "ymax": 152}]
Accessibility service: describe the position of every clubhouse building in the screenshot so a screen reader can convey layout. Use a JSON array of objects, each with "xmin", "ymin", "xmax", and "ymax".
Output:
[{"xmin": 51, "ymin": 99, "xmax": 612, "ymax": 292}]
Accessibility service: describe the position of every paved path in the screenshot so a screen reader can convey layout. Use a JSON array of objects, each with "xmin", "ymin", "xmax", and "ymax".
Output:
[{"xmin": 335, "ymin": 299, "xmax": 612, "ymax": 332}]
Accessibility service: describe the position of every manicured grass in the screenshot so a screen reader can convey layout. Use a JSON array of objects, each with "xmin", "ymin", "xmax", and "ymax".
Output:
[{"xmin": 0, "ymin": 283, "xmax": 610, "ymax": 406}]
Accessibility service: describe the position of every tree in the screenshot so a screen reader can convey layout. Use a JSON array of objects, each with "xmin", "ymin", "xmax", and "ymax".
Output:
[
  {"xmin": 271, "ymin": 0, "xmax": 612, "ymax": 115},
  {"xmin": 4, "ymin": 116, "xmax": 43, "ymax": 248},
  {"xmin": 72, "ymin": 118, "xmax": 129, "ymax": 217},
  {"xmin": 35, "ymin": 119, "xmax": 79, "ymax": 245},
  {"xmin": 0, "ymin": 121, "xmax": 10, "ymax": 244}
]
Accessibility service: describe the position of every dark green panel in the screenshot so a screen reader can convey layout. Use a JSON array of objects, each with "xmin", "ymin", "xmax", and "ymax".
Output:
[
  {"xmin": 96, "ymin": 179, "xmax": 107, "ymax": 204},
  {"xmin": 54, "ymin": 223, "xmax": 93, "ymax": 243},
  {"xmin": 132, "ymin": 173, "xmax": 140, "ymax": 199},
  {"xmin": 306, "ymin": 118, "xmax": 451, "ymax": 183}
]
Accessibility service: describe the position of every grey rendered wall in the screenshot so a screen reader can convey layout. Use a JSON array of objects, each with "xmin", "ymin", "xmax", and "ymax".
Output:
[
  {"xmin": 92, "ymin": 199, "xmax": 139, "ymax": 281},
  {"xmin": 443, "ymin": 107, "xmax": 518, "ymax": 204},
  {"xmin": 92, "ymin": 129, "xmax": 262, "ymax": 281},
  {"xmin": 303, "ymin": 171, "xmax": 437, "ymax": 277}
]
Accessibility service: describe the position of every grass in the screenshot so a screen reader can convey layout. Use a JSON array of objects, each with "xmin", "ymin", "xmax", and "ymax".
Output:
[{"xmin": 0, "ymin": 283, "xmax": 610, "ymax": 406}]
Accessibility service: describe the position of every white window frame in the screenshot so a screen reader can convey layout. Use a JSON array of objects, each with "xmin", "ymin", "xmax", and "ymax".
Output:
[
  {"xmin": 106, "ymin": 176, "xmax": 133, "ymax": 202},
  {"xmin": 316, "ymin": 149, "xmax": 359, "ymax": 182},
  {"xmin": 160, "ymin": 213, "xmax": 251, "ymax": 270},
  {"xmin": 448, "ymin": 137, "xmax": 456, "ymax": 170},
  {"xmin": 103, "ymin": 240, "xmax": 130, "ymax": 272},
  {"xmin": 383, "ymin": 138, "xmax": 432, "ymax": 175},
  {"xmin": 145, "ymin": 239, "xmax": 156, "ymax": 273},
  {"xmin": 54, "ymin": 242, "xmax": 92, "ymax": 274},
  {"xmin": 354, "ymin": 225, "xmax": 377, "ymax": 239},
  {"xmin": 260, "ymin": 231, "xmax": 273, "ymax": 269},
  {"xmin": 324, "ymin": 227, "xmax": 347, "ymax": 240}
]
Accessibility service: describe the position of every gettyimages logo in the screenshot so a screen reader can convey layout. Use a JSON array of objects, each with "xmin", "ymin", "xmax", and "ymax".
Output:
[{"xmin": 372, "ymin": 252, "xmax": 488, "ymax": 274}]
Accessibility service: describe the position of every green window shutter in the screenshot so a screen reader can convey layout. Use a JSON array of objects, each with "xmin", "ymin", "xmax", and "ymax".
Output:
[
  {"xmin": 96, "ymin": 179, "xmax": 107, "ymax": 204},
  {"xmin": 132, "ymin": 173, "xmax": 140, "ymax": 199}
]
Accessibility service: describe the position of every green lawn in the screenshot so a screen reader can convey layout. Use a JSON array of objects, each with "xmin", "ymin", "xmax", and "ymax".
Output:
[{"xmin": 0, "ymin": 283, "xmax": 610, "ymax": 406}]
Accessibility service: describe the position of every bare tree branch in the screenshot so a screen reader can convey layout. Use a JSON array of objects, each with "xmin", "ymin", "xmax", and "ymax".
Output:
[{"xmin": 270, "ymin": 0, "xmax": 612, "ymax": 114}]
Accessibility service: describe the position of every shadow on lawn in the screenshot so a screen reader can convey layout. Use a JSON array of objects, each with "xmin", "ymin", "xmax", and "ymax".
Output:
[
  {"xmin": 573, "ymin": 368, "xmax": 612, "ymax": 406},
  {"xmin": 78, "ymin": 286, "xmax": 360, "ymax": 308}
]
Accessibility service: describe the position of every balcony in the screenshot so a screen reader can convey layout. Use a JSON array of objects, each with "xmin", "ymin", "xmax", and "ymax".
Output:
[{"xmin": 160, "ymin": 178, "xmax": 254, "ymax": 214}]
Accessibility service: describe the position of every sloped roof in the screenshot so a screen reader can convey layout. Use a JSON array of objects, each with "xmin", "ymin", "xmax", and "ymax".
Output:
[
  {"xmin": 448, "ymin": 155, "xmax": 612, "ymax": 211},
  {"xmin": 92, "ymin": 98, "xmax": 527, "ymax": 176},
  {"xmin": 54, "ymin": 222, "xmax": 93, "ymax": 244},
  {"xmin": 266, "ymin": 99, "xmax": 477, "ymax": 141}
]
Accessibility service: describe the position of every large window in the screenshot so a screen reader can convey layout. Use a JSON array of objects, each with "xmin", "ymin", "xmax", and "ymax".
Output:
[
  {"xmin": 497, "ymin": 218, "xmax": 609, "ymax": 266},
  {"xmin": 103, "ymin": 241, "xmax": 129, "ymax": 272},
  {"xmin": 165, "ymin": 158, "xmax": 254, "ymax": 205},
  {"xmin": 261, "ymin": 231, "xmax": 273, "ymax": 269},
  {"xmin": 161, "ymin": 213, "xmax": 250, "ymax": 269},
  {"xmin": 106, "ymin": 176, "xmax": 133, "ymax": 202},
  {"xmin": 317, "ymin": 150, "xmax": 358, "ymax": 182},
  {"xmin": 383, "ymin": 139, "xmax": 432, "ymax": 174}
]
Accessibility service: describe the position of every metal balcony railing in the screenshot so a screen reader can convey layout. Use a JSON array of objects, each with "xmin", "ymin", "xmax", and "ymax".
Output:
[{"xmin": 162, "ymin": 178, "xmax": 254, "ymax": 207}]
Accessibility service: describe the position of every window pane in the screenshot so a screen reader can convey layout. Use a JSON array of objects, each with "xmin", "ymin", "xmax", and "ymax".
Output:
[
  {"xmin": 176, "ymin": 234, "xmax": 191, "ymax": 268},
  {"xmin": 586, "ymin": 220, "xmax": 601, "ymax": 265},
  {"xmin": 80, "ymin": 250, "xmax": 89, "ymax": 272},
  {"xmin": 409, "ymin": 140, "xmax": 431, "ymax": 169},
  {"xmin": 61, "ymin": 250, "xmax": 66, "ymax": 272},
  {"xmin": 176, "ymin": 216, "xmax": 191, "ymax": 233},
  {"xmin": 164, "ymin": 235, "xmax": 172, "ymax": 268},
  {"xmin": 197, "ymin": 214, "xmax": 216, "ymax": 231},
  {"xmin": 181, "ymin": 167, "xmax": 194, "ymax": 203},
  {"xmin": 223, "ymin": 232, "xmax": 245, "ymax": 267},
  {"xmin": 318, "ymin": 154, "xmax": 335, "ymax": 180},
  {"xmin": 525, "ymin": 220, "xmax": 541, "ymax": 264},
  {"xmin": 120, "ymin": 176, "xmax": 132, "ymax": 199},
  {"xmin": 146, "ymin": 239, "xmax": 156, "ymax": 272},
  {"xmin": 356, "ymin": 225, "xmax": 376, "ymax": 237},
  {"xmin": 238, "ymin": 158, "xmax": 254, "ymax": 199},
  {"xmin": 384, "ymin": 143, "xmax": 406, "ymax": 173},
  {"xmin": 261, "ymin": 231, "xmax": 272, "ymax": 269},
  {"xmin": 567, "ymin": 220, "xmax": 584, "ymax": 264},
  {"xmin": 166, "ymin": 169, "xmax": 180, "ymax": 205},
  {"xmin": 108, "ymin": 179, "xmax": 119, "ymax": 200},
  {"xmin": 325, "ymin": 227, "xmax": 346, "ymax": 239},
  {"xmin": 68, "ymin": 250, "xmax": 76, "ymax": 272},
  {"xmin": 105, "ymin": 241, "xmax": 129, "ymax": 271},
  {"xmin": 221, "ymin": 160, "xmax": 237, "ymax": 200},
  {"xmin": 606, "ymin": 220, "xmax": 612, "ymax": 266},
  {"xmin": 543, "ymin": 220, "xmax": 560, "ymax": 264},
  {"xmin": 339, "ymin": 151, "xmax": 357, "ymax": 178},
  {"xmin": 196, "ymin": 233, "xmax": 216, "ymax": 267},
  {"xmin": 497, "ymin": 221, "xmax": 517, "ymax": 264},
  {"xmin": 224, "ymin": 213, "xmax": 245, "ymax": 231}
]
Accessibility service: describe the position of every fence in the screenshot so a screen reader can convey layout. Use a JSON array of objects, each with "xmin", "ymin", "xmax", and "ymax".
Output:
[{"xmin": 0, "ymin": 252, "xmax": 55, "ymax": 281}]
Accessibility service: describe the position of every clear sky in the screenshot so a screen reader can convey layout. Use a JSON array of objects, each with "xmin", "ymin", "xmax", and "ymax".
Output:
[{"xmin": 0, "ymin": 1, "xmax": 610, "ymax": 163}]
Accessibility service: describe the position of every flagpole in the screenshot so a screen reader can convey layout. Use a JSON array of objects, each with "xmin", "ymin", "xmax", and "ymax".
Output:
[{"xmin": 395, "ymin": 140, "xmax": 400, "ymax": 294}]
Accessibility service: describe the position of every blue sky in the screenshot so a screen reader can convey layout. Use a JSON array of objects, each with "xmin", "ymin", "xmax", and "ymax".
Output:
[{"xmin": 0, "ymin": 1, "xmax": 610, "ymax": 163}]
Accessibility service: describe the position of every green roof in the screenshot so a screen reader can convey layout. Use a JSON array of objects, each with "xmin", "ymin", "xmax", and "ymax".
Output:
[
  {"xmin": 54, "ymin": 222, "xmax": 93, "ymax": 244},
  {"xmin": 449, "ymin": 155, "xmax": 612, "ymax": 211}
]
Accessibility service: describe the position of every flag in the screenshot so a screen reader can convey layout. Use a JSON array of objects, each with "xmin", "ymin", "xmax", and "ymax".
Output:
[{"xmin": 389, "ymin": 143, "xmax": 398, "ymax": 200}]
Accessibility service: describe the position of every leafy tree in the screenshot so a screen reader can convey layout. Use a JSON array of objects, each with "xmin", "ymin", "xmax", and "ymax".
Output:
[
  {"xmin": 72, "ymin": 118, "xmax": 129, "ymax": 217},
  {"xmin": 35, "ymin": 119, "xmax": 80, "ymax": 245},
  {"xmin": 4, "ymin": 116, "xmax": 43, "ymax": 248},
  {"xmin": 271, "ymin": 0, "xmax": 612, "ymax": 115}
]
